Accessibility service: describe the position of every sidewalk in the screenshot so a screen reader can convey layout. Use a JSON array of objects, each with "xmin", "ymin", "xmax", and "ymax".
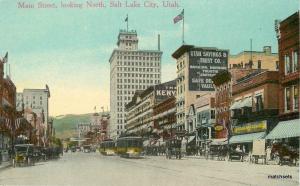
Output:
[{"xmin": 0, "ymin": 161, "xmax": 12, "ymax": 171}]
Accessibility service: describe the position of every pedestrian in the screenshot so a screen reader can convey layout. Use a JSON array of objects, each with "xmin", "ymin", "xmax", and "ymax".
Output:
[{"xmin": 266, "ymin": 145, "xmax": 272, "ymax": 163}]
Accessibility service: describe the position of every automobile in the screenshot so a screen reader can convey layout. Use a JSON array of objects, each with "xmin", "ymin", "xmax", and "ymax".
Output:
[
  {"xmin": 83, "ymin": 145, "xmax": 91, "ymax": 153},
  {"xmin": 227, "ymin": 148, "xmax": 246, "ymax": 162},
  {"xmin": 206, "ymin": 145, "xmax": 228, "ymax": 161},
  {"xmin": 91, "ymin": 146, "xmax": 96, "ymax": 152},
  {"xmin": 12, "ymin": 144, "xmax": 35, "ymax": 167},
  {"xmin": 71, "ymin": 146, "xmax": 76, "ymax": 152},
  {"xmin": 272, "ymin": 143, "xmax": 299, "ymax": 166},
  {"xmin": 33, "ymin": 146, "xmax": 46, "ymax": 162}
]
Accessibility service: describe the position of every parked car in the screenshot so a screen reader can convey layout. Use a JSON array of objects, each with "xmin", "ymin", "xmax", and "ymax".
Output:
[
  {"xmin": 71, "ymin": 146, "xmax": 76, "ymax": 152},
  {"xmin": 227, "ymin": 149, "xmax": 245, "ymax": 162},
  {"xmin": 83, "ymin": 145, "xmax": 91, "ymax": 153},
  {"xmin": 272, "ymin": 143, "xmax": 299, "ymax": 166},
  {"xmin": 12, "ymin": 144, "xmax": 35, "ymax": 167},
  {"xmin": 33, "ymin": 146, "xmax": 46, "ymax": 162}
]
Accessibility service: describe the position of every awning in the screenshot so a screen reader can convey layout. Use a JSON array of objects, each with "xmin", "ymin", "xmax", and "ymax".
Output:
[
  {"xmin": 265, "ymin": 119, "xmax": 300, "ymax": 139},
  {"xmin": 240, "ymin": 97, "xmax": 252, "ymax": 108},
  {"xmin": 230, "ymin": 100, "xmax": 242, "ymax": 110},
  {"xmin": 229, "ymin": 132, "xmax": 265, "ymax": 144},
  {"xmin": 210, "ymin": 138, "xmax": 228, "ymax": 145}
]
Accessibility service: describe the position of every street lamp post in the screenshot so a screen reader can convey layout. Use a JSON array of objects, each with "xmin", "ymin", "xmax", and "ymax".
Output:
[{"xmin": 203, "ymin": 132, "xmax": 208, "ymax": 159}]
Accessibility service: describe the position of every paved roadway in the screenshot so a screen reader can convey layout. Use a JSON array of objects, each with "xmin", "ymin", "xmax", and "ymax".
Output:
[{"xmin": 0, "ymin": 152, "xmax": 298, "ymax": 186}]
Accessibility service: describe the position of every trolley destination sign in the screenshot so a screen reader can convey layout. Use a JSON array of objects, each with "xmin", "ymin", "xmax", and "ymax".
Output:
[{"xmin": 189, "ymin": 48, "xmax": 228, "ymax": 91}]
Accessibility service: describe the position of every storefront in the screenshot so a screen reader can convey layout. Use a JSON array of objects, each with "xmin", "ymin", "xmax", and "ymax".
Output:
[
  {"xmin": 229, "ymin": 120, "xmax": 267, "ymax": 153},
  {"xmin": 265, "ymin": 119, "xmax": 300, "ymax": 149},
  {"xmin": 0, "ymin": 117, "xmax": 13, "ymax": 162},
  {"xmin": 184, "ymin": 135, "xmax": 196, "ymax": 155}
]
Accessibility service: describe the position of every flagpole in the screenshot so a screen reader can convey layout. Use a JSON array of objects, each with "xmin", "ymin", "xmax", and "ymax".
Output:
[
  {"xmin": 182, "ymin": 9, "xmax": 185, "ymax": 45},
  {"xmin": 127, "ymin": 14, "xmax": 128, "ymax": 32}
]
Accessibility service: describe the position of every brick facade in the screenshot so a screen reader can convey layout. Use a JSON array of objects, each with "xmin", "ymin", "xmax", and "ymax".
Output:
[{"xmin": 278, "ymin": 11, "xmax": 300, "ymax": 120}]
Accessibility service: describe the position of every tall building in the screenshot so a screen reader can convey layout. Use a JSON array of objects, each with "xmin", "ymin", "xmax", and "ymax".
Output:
[
  {"xmin": 109, "ymin": 30, "xmax": 162, "ymax": 138},
  {"xmin": 172, "ymin": 45, "xmax": 228, "ymax": 133},
  {"xmin": 16, "ymin": 85, "xmax": 50, "ymax": 137}
]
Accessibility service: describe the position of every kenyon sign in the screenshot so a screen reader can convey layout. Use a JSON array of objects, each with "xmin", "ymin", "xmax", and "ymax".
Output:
[
  {"xmin": 155, "ymin": 80, "xmax": 176, "ymax": 100},
  {"xmin": 189, "ymin": 48, "xmax": 228, "ymax": 91},
  {"xmin": 156, "ymin": 89, "xmax": 176, "ymax": 96}
]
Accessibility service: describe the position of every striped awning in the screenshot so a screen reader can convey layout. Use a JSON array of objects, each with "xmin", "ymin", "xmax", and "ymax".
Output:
[
  {"xmin": 239, "ymin": 97, "xmax": 252, "ymax": 108},
  {"xmin": 230, "ymin": 100, "xmax": 242, "ymax": 110},
  {"xmin": 229, "ymin": 132, "xmax": 265, "ymax": 144},
  {"xmin": 265, "ymin": 119, "xmax": 300, "ymax": 139}
]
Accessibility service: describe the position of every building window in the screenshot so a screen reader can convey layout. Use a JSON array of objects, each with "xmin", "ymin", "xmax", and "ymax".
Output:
[
  {"xmin": 276, "ymin": 61, "xmax": 279, "ymax": 70},
  {"xmin": 285, "ymin": 54, "xmax": 291, "ymax": 74},
  {"xmin": 255, "ymin": 94, "xmax": 264, "ymax": 112},
  {"xmin": 293, "ymin": 51, "xmax": 298, "ymax": 72},
  {"xmin": 257, "ymin": 60, "xmax": 261, "ymax": 69},
  {"xmin": 211, "ymin": 110, "xmax": 215, "ymax": 119},
  {"xmin": 293, "ymin": 86, "xmax": 299, "ymax": 110},
  {"xmin": 285, "ymin": 87, "xmax": 291, "ymax": 112}
]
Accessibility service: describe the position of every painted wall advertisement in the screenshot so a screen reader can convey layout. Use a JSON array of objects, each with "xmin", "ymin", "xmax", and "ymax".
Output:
[{"xmin": 189, "ymin": 49, "xmax": 228, "ymax": 91}]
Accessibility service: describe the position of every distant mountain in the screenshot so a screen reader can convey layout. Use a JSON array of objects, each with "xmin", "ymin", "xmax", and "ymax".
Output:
[{"xmin": 53, "ymin": 113, "xmax": 92, "ymax": 139}]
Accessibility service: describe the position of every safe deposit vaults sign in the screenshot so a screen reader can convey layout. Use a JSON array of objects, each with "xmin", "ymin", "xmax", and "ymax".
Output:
[{"xmin": 189, "ymin": 48, "xmax": 228, "ymax": 91}]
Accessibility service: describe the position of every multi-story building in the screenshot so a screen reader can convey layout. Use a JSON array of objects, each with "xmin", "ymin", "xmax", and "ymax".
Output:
[
  {"xmin": 265, "ymin": 12, "xmax": 299, "ymax": 147},
  {"xmin": 109, "ymin": 30, "xmax": 162, "ymax": 138},
  {"xmin": 212, "ymin": 71, "xmax": 231, "ymax": 139},
  {"xmin": 17, "ymin": 85, "xmax": 50, "ymax": 129},
  {"xmin": 0, "ymin": 58, "xmax": 17, "ymax": 161},
  {"xmin": 229, "ymin": 46, "xmax": 278, "ymax": 70},
  {"xmin": 78, "ymin": 123, "xmax": 91, "ymax": 135},
  {"xmin": 277, "ymin": 12, "xmax": 299, "ymax": 120},
  {"xmin": 229, "ymin": 70, "xmax": 279, "ymax": 153},
  {"xmin": 125, "ymin": 80, "xmax": 176, "ymax": 137},
  {"xmin": 90, "ymin": 112, "xmax": 110, "ymax": 141},
  {"xmin": 212, "ymin": 68, "xmax": 259, "ymax": 139},
  {"xmin": 172, "ymin": 45, "xmax": 228, "ymax": 132},
  {"xmin": 153, "ymin": 96, "xmax": 176, "ymax": 140},
  {"xmin": 194, "ymin": 93, "xmax": 216, "ymax": 146}
]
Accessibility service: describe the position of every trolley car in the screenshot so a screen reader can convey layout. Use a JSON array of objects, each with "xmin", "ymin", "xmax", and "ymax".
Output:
[
  {"xmin": 99, "ymin": 140, "xmax": 116, "ymax": 156},
  {"xmin": 116, "ymin": 136, "xmax": 143, "ymax": 158}
]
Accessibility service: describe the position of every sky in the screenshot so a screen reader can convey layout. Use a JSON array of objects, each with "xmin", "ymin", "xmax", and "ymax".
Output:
[{"xmin": 0, "ymin": 0, "xmax": 298, "ymax": 116}]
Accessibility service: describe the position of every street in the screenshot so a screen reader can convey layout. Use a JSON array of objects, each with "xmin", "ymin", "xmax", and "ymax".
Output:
[{"xmin": 0, "ymin": 152, "xmax": 298, "ymax": 186}]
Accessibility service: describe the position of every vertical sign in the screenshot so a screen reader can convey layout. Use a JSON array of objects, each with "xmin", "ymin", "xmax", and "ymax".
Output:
[{"xmin": 189, "ymin": 48, "xmax": 228, "ymax": 91}]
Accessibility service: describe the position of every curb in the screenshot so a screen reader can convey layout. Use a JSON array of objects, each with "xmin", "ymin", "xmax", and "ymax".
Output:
[{"xmin": 0, "ymin": 162, "xmax": 12, "ymax": 171}]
